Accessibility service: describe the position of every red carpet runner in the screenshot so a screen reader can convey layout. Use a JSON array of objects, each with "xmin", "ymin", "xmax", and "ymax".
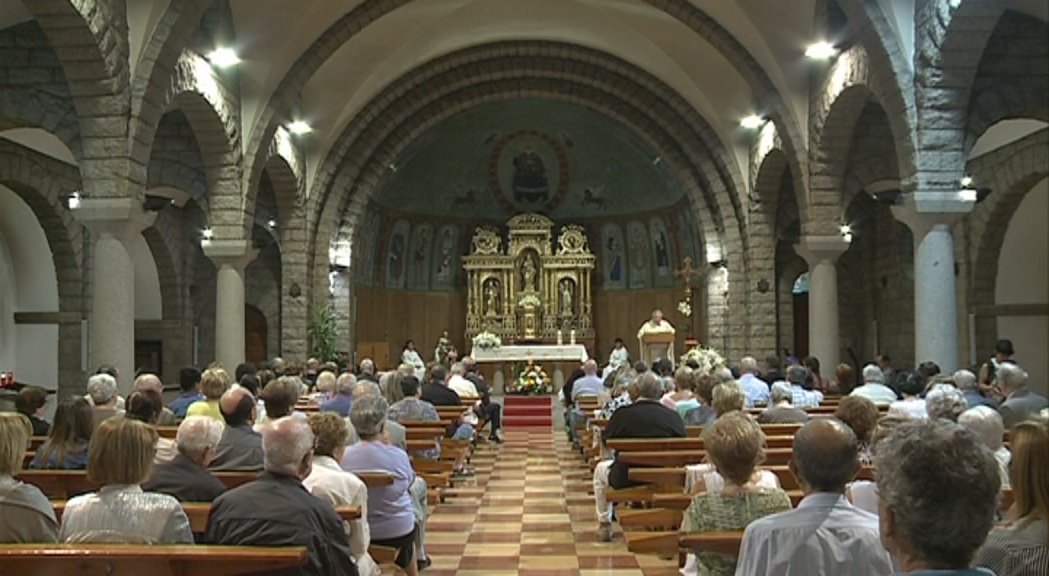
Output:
[{"xmin": 502, "ymin": 395, "xmax": 553, "ymax": 427}]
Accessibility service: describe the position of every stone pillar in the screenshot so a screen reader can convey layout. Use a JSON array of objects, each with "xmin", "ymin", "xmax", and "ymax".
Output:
[
  {"xmin": 203, "ymin": 240, "xmax": 258, "ymax": 372},
  {"xmin": 795, "ymin": 236, "xmax": 850, "ymax": 378},
  {"xmin": 893, "ymin": 197, "xmax": 972, "ymax": 373},
  {"xmin": 73, "ymin": 198, "xmax": 156, "ymax": 394}
]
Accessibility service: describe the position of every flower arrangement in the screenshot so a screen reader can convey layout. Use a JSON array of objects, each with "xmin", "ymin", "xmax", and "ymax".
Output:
[
  {"xmin": 518, "ymin": 293, "xmax": 542, "ymax": 309},
  {"xmin": 677, "ymin": 300, "xmax": 692, "ymax": 317},
  {"xmin": 509, "ymin": 361, "xmax": 552, "ymax": 395},
  {"xmin": 680, "ymin": 345, "xmax": 726, "ymax": 374},
  {"xmin": 472, "ymin": 330, "xmax": 502, "ymax": 351}
]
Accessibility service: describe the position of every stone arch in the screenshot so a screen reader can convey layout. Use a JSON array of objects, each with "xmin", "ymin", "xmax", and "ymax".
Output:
[
  {"xmin": 240, "ymin": 0, "xmax": 808, "ymax": 247},
  {"xmin": 776, "ymin": 253, "xmax": 809, "ymax": 358},
  {"xmin": 262, "ymin": 152, "xmax": 307, "ymax": 360},
  {"xmin": 967, "ymin": 129, "xmax": 1049, "ymax": 359},
  {"xmin": 841, "ymin": 102, "xmax": 902, "ymax": 209},
  {"xmin": 146, "ymin": 110, "xmax": 210, "ymax": 211},
  {"xmin": 156, "ymin": 51, "xmax": 241, "ymax": 238},
  {"xmin": 749, "ymin": 147, "xmax": 795, "ymax": 356},
  {"xmin": 0, "ymin": 138, "xmax": 84, "ymax": 393},
  {"xmin": 247, "ymin": 223, "xmax": 282, "ymax": 361},
  {"xmin": 140, "ymin": 226, "xmax": 181, "ymax": 322},
  {"xmin": 965, "ymin": 11, "xmax": 1049, "ymax": 149}
]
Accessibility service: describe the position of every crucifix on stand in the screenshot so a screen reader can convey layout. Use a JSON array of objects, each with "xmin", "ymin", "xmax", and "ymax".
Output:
[{"xmin": 674, "ymin": 257, "xmax": 706, "ymax": 345}]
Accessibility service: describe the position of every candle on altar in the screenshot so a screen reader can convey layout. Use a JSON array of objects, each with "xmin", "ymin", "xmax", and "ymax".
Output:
[
  {"xmin": 570, "ymin": 330, "xmax": 576, "ymax": 344},
  {"xmin": 556, "ymin": 330, "xmax": 563, "ymax": 345}
]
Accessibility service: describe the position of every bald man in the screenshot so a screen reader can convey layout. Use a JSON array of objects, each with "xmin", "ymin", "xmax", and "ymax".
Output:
[
  {"xmin": 134, "ymin": 373, "xmax": 177, "ymax": 425},
  {"xmin": 735, "ymin": 419, "xmax": 893, "ymax": 575},
  {"xmin": 206, "ymin": 417, "xmax": 358, "ymax": 575},
  {"xmin": 208, "ymin": 386, "xmax": 264, "ymax": 472}
]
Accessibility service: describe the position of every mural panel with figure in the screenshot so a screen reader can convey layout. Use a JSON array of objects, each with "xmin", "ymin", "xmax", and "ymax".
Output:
[
  {"xmin": 431, "ymin": 224, "xmax": 460, "ymax": 291},
  {"xmin": 356, "ymin": 211, "xmax": 381, "ymax": 286},
  {"xmin": 385, "ymin": 219, "xmax": 410, "ymax": 289},
  {"xmin": 650, "ymin": 216, "xmax": 674, "ymax": 288},
  {"xmin": 407, "ymin": 223, "xmax": 434, "ymax": 290},
  {"xmin": 627, "ymin": 220, "xmax": 651, "ymax": 289},
  {"xmin": 601, "ymin": 223, "xmax": 626, "ymax": 290}
]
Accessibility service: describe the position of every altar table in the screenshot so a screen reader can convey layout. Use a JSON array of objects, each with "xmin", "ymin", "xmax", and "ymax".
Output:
[{"xmin": 471, "ymin": 344, "xmax": 589, "ymax": 395}]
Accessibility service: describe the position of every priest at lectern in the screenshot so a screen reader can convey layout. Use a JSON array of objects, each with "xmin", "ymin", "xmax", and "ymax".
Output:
[{"xmin": 636, "ymin": 309, "xmax": 675, "ymax": 368}]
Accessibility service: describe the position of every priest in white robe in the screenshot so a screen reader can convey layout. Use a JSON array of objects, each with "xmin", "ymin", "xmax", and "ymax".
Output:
[
  {"xmin": 602, "ymin": 338, "xmax": 631, "ymax": 379},
  {"xmin": 636, "ymin": 309, "xmax": 675, "ymax": 368}
]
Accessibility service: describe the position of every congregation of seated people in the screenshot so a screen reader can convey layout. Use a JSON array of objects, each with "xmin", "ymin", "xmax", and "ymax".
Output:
[
  {"xmin": 578, "ymin": 339, "xmax": 1047, "ymax": 575},
  {"xmin": 0, "ymin": 352, "xmax": 503, "ymax": 575}
]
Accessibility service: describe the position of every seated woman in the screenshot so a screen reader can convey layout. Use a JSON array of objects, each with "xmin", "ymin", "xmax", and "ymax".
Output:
[
  {"xmin": 341, "ymin": 395, "xmax": 421, "ymax": 576},
  {"xmin": 757, "ymin": 382, "xmax": 809, "ymax": 424},
  {"xmin": 683, "ymin": 374, "xmax": 719, "ymax": 425},
  {"xmin": 309, "ymin": 371, "xmax": 336, "ymax": 406},
  {"xmin": 125, "ymin": 389, "xmax": 178, "ymax": 463},
  {"xmin": 835, "ymin": 395, "xmax": 880, "ymax": 465},
  {"xmin": 682, "ymin": 412, "xmax": 792, "ymax": 575},
  {"xmin": 303, "ymin": 412, "xmax": 380, "ymax": 576},
  {"xmin": 662, "ymin": 368, "xmax": 700, "ymax": 418},
  {"xmin": 711, "ymin": 380, "xmax": 746, "ymax": 418},
  {"xmin": 846, "ymin": 416, "xmax": 907, "ymax": 515},
  {"xmin": 0, "ymin": 413, "xmax": 59, "ymax": 543},
  {"xmin": 186, "ymin": 367, "xmax": 230, "ymax": 422},
  {"xmin": 29, "ymin": 397, "xmax": 93, "ymax": 470},
  {"xmin": 975, "ymin": 417, "xmax": 1049, "ymax": 575},
  {"xmin": 959, "ymin": 406, "xmax": 1012, "ymax": 487},
  {"xmin": 254, "ymin": 376, "xmax": 306, "ymax": 431},
  {"xmin": 59, "ymin": 417, "xmax": 193, "ymax": 544},
  {"xmin": 15, "ymin": 386, "xmax": 50, "ymax": 435}
]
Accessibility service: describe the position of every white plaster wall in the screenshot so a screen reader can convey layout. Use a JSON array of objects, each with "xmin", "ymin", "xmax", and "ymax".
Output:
[
  {"xmin": 131, "ymin": 233, "xmax": 163, "ymax": 321},
  {"xmin": 0, "ymin": 128, "xmax": 77, "ymax": 165},
  {"xmin": 995, "ymin": 178, "xmax": 1049, "ymax": 396},
  {"xmin": 0, "ymin": 185, "xmax": 59, "ymax": 390}
]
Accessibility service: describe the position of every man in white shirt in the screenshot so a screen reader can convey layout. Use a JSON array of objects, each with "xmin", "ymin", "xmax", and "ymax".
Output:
[
  {"xmin": 850, "ymin": 364, "xmax": 899, "ymax": 405},
  {"xmin": 737, "ymin": 356, "xmax": 770, "ymax": 407},
  {"xmin": 446, "ymin": 363, "xmax": 479, "ymax": 398},
  {"xmin": 786, "ymin": 365, "xmax": 823, "ymax": 408},
  {"xmin": 735, "ymin": 418, "xmax": 894, "ymax": 576}
]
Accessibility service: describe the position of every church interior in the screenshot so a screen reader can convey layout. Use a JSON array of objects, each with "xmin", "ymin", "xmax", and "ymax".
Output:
[{"xmin": 0, "ymin": 0, "xmax": 1046, "ymax": 574}]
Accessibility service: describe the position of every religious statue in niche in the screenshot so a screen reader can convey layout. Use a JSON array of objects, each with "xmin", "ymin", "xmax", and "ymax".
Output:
[
  {"xmin": 484, "ymin": 279, "xmax": 501, "ymax": 317},
  {"xmin": 512, "ymin": 147, "xmax": 549, "ymax": 204},
  {"xmin": 520, "ymin": 254, "xmax": 538, "ymax": 292},
  {"xmin": 560, "ymin": 279, "xmax": 574, "ymax": 317}
]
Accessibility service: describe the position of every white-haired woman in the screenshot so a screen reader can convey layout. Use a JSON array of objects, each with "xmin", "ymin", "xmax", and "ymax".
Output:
[{"xmin": 958, "ymin": 406, "xmax": 1011, "ymax": 487}]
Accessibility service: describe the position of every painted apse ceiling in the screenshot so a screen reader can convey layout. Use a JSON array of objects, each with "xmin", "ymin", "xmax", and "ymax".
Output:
[{"xmin": 359, "ymin": 98, "xmax": 703, "ymax": 292}]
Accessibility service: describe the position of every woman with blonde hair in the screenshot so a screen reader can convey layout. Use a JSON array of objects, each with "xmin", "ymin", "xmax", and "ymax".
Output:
[
  {"xmin": 303, "ymin": 412, "xmax": 379, "ymax": 576},
  {"xmin": 59, "ymin": 417, "xmax": 192, "ymax": 543},
  {"xmin": 662, "ymin": 368, "xmax": 700, "ymax": 418},
  {"xmin": 29, "ymin": 397, "xmax": 93, "ymax": 470},
  {"xmin": 975, "ymin": 417, "xmax": 1049, "ymax": 574},
  {"xmin": 0, "ymin": 413, "xmax": 58, "ymax": 542},
  {"xmin": 682, "ymin": 412, "xmax": 791, "ymax": 574},
  {"xmin": 711, "ymin": 380, "xmax": 745, "ymax": 417},
  {"xmin": 187, "ymin": 366, "xmax": 231, "ymax": 421}
]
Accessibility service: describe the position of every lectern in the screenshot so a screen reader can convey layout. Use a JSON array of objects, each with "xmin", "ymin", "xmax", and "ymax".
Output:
[{"xmin": 640, "ymin": 332, "xmax": 675, "ymax": 367}]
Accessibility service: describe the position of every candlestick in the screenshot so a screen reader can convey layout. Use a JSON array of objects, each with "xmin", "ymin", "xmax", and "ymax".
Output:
[
  {"xmin": 556, "ymin": 330, "xmax": 563, "ymax": 345},
  {"xmin": 570, "ymin": 330, "xmax": 576, "ymax": 345}
]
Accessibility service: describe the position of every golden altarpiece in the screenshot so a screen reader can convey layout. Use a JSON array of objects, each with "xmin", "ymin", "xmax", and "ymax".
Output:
[{"xmin": 464, "ymin": 214, "xmax": 595, "ymax": 342}]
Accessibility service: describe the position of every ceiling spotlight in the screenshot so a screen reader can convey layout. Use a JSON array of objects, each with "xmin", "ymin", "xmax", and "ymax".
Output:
[
  {"xmin": 287, "ymin": 120, "xmax": 312, "ymax": 135},
  {"xmin": 652, "ymin": 156, "xmax": 662, "ymax": 166},
  {"xmin": 960, "ymin": 176, "xmax": 974, "ymax": 189},
  {"xmin": 740, "ymin": 115, "xmax": 766, "ymax": 129},
  {"xmin": 805, "ymin": 41, "xmax": 839, "ymax": 60},
  {"xmin": 267, "ymin": 218, "xmax": 277, "ymax": 228},
  {"xmin": 839, "ymin": 224, "xmax": 852, "ymax": 236},
  {"xmin": 388, "ymin": 163, "xmax": 398, "ymax": 172},
  {"xmin": 206, "ymin": 47, "xmax": 240, "ymax": 68},
  {"xmin": 68, "ymin": 191, "xmax": 82, "ymax": 210},
  {"xmin": 202, "ymin": 228, "xmax": 214, "ymax": 241}
]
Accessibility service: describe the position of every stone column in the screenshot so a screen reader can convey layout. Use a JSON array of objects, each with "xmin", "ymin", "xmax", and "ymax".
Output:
[
  {"xmin": 73, "ymin": 198, "xmax": 156, "ymax": 394},
  {"xmin": 203, "ymin": 240, "xmax": 257, "ymax": 372},
  {"xmin": 795, "ymin": 236, "xmax": 850, "ymax": 377},
  {"xmin": 892, "ymin": 197, "xmax": 972, "ymax": 373}
]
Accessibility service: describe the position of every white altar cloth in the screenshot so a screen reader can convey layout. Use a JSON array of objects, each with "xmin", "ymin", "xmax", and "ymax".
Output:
[{"xmin": 470, "ymin": 344, "xmax": 589, "ymax": 364}]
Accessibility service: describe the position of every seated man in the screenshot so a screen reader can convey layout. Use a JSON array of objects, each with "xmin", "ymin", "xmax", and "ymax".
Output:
[
  {"xmin": 593, "ymin": 371, "xmax": 685, "ymax": 542},
  {"xmin": 997, "ymin": 363, "xmax": 1049, "ymax": 429},
  {"xmin": 446, "ymin": 362, "xmax": 478, "ymax": 398},
  {"xmin": 851, "ymin": 364, "xmax": 900, "ymax": 405},
  {"xmin": 205, "ymin": 417, "xmax": 358, "ymax": 575},
  {"xmin": 736, "ymin": 419, "xmax": 893, "ymax": 575},
  {"xmin": 876, "ymin": 419, "xmax": 1000, "ymax": 575},
  {"xmin": 143, "ymin": 415, "xmax": 227, "ymax": 502},
  {"xmin": 569, "ymin": 360, "xmax": 604, "ymax": 443},
  {"xmin": 168, "ymin": 366, "xmax": 204, "ymax": 419},
  {"xmin": 420, "ymin": 365, "xmax": 460, "ymax": 407},
  {"xmin": 208, "ymin": 386, "xmax": 264, "ymax": 471},
  {"xmin": 786, "ymin": 364, "xmax": 823, "ymax": 408},
  {"xmin": 463, "ymin": 357, "xmax": 502, "ymax": 443},
  {"xmin": 134, "ymin": 373, "xmax": 177, "ymax": 425}
]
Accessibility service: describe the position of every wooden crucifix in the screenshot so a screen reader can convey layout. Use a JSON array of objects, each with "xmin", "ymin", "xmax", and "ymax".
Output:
[{"xmin": 674, "ymin": 257, "xmax": 706, "ymax": 338}]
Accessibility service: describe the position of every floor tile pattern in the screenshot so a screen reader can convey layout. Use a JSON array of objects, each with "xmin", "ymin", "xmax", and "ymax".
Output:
[{"xmin": 405, "ymin": 429, "xmax": 680, "ymax": 576}]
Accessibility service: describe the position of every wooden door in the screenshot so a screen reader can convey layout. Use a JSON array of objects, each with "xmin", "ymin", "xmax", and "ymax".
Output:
[
  {"xmin": 245, "ymin": 305, "xmax": 268, "ymax": 365},
  {"xmin": 793, "ymin": 293, "xmax": 809, "ymax": 358}
]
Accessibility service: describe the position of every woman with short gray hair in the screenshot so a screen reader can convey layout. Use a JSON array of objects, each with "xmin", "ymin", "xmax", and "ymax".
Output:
[
  {"xmin": 958, "ymin": 406, "xmax": 1011, "ymax": 486},
  {"xmin": 876, "ymin": 419, "xmax": 1000, "ymax": 573},
  {"xmin": 340, "ymin": 395, "xmax": 421, "ymax": 574},
  {"xmin": 926, "ymin": 384, "xmax": 968, "ymax": 422}
]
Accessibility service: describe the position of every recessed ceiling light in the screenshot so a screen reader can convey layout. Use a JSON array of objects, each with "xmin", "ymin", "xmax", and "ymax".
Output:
[
  {"xmin": 805, "ymin": 41, "xmax": 839, "ymax": 60},
  {"xmin": 207, "ymin": 47, "xmax": 240, "ymax": 68},
  {"xmin": 287, "ymin": 120, "xmax": 313, "ymax": 135},
  {"xmin": 267, "ymin": 218, "xmax": 277, "ymax": 228},
  {"xmin": 740, "ymin": 115, "xmax": 766, "ymax": 129},
  {"xmin": 960, "ymin": 176, "xmax": 974, "ymax": 188},
  {"xmin": 68, "ymin": 191, "xmax": 82, "ymax": 210},
  {"xmin": 202, "ymin": 228, "xmax": 214, "ymax": 240}
]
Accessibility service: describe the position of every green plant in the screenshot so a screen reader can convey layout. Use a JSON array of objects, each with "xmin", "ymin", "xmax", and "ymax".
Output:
[{"xmin": 308, "ymin": 304, "xmax": 340, "ymax": 363}]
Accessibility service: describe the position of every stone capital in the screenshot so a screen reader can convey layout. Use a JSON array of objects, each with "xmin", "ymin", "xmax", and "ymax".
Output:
[
  {"xmin": 794, "ymin": 235, "xmax": 850, "ymax": 267},
  {"xmin": 72, "ymin": 197, "xmax": 156, "ymax": 241},
  {"xmin": 891, "ymin": 193, "xmax": 973, "ymax": 238},
  {"xmin": 202, "ymin": 239, "xmax": 258, "ymax": 271}
]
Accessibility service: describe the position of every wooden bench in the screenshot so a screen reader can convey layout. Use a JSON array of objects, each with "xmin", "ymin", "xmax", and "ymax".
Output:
[
  {"xmin": 617, "ymin": 448, "xmax": 794, "ymax": 468},
  {"xmin": 0, "ymin": 544, "xmax": 309, "ymax": 575},
  {"xmin": 627, "ymin": 465, "xmax": 877, "ymax": 492},
  {"xmin": 624, "ymin": 529, "xmax": 743, "ymax": 559}
]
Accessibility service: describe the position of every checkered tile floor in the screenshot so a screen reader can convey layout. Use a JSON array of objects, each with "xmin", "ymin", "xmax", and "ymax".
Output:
[{"xmin": 404, "ymin": 429, "xmax": 680, "ymax": 576}]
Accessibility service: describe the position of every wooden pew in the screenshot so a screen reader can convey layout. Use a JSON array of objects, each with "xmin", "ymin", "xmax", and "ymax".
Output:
[
  {"xmin": 0, "ymin": 544, "xmax": 309, "ymax": 575},
  {"xmin": 624, "ymin": 530, "xmax": 744, "ymax": 559},
  {"xmin": 618, "ymin": 448, "xmax": 794, "ymax": 468},
  {"xmin": 627, "ymin": 465, "xmax": 877, "ymax": 492},
  {"xmin": 157, "ymin": 426, "xmax": 178, "ymax": 439}
]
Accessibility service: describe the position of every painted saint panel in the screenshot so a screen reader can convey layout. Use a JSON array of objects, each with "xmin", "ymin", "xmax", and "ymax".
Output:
[
  {"xmin": 626, "ymin": 220, "xmax": 651, "ymax": 289},
  {"xmin": 384, "ymin": 219, "xmax": 410, "ymax": 289},
  {"xmin": 356, "ymin": 211, "xmax": 381, "ymax": 286},
  {"xmin": 407, "ymin": 223, "xmax": 434, "ymax": 290},
  {"xmin": 600, "ymin": 223, "xmax": 626, "ymax": 290},
  {"xmin": 431, "ymin": 225, "xmax": 460, "ymax": 291},
  {"xmin": 649, "ymin": 216, "xmax": 674, "ymax": 287}
]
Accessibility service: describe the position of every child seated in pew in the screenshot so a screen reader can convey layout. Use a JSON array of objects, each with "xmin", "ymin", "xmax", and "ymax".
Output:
[
  {"xmin": 0, "ymin": 413, "xmax": 59, "ymax": 543},
  {"xmin": 681, "ymin": 412, "xmax": 791, "ymax": 575}
]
